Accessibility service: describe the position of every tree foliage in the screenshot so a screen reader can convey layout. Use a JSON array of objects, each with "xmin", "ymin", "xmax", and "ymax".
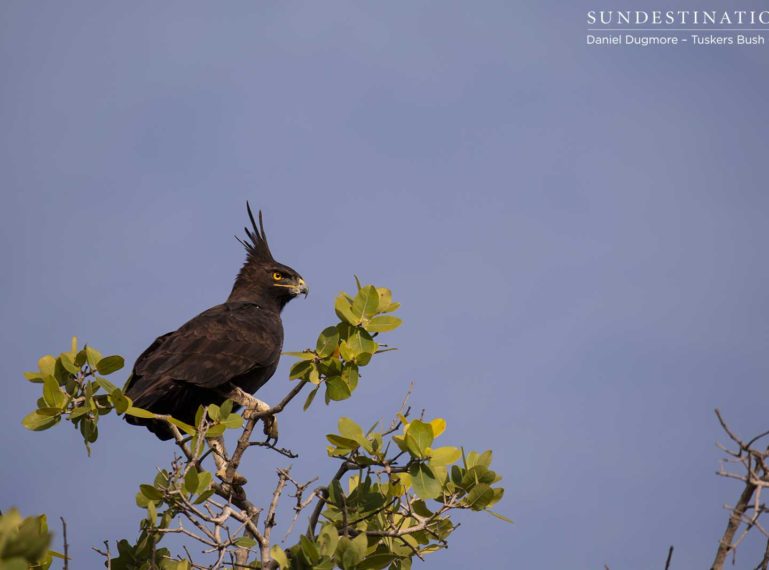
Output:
[
  {"xmin": 16, "ymin": 281, "xmax": 508, "ymax": 569},
  {"xmin": 0, "ymin": 509, "xmax": 63, "ymax": 570}
]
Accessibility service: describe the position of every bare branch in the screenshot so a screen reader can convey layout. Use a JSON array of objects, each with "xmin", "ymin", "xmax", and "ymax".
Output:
[
  {"xmin": 249, "ymin": 440, "xmax": 299, "ymax": 459},
  {"xmin": 712, "ymin": 410, "xmax": 761, "ymax": 570},
  {"xmin": 60, "ymin": 517, "xmax": 69, "ymax": 570},
  {"xmin": 664, "ymin": 545, "xmax": 673, "ymax": 570},
  {"xmin": 260, "ymin": 468, "xmax": 291, "ymax": 568}
]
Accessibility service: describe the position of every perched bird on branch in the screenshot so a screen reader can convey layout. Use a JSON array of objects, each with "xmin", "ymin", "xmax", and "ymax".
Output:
[{"xmin": 124, "ymin": 203, "xmax": 308, "ymax": 443}]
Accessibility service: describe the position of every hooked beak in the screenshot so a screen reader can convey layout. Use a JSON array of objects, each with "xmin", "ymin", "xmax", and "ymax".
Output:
[{"xmin": 296, "ymin": 278, "xmax": 309, "ymax": 298}]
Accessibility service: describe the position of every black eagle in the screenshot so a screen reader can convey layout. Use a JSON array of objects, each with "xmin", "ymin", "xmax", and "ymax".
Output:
[{"xmin": 124, "ymin": 204, "xmax": 307, "ymax": 440}]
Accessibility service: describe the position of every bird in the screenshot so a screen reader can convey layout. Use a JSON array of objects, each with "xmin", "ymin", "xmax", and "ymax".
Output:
[{"xmin": 123, "ymin": 203, "xmax": 308, "ymax": 443}]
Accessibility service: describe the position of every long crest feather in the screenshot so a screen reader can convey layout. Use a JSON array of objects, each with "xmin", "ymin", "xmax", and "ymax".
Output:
[{"xmin": 235, "ymin": 202, "xmax": 274, "ymax": 261}]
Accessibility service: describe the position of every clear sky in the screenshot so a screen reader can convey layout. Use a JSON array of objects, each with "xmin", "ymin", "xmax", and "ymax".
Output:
[{"xmin": 2, "ymin": 1, "xmax": 769, "ymax": 568}]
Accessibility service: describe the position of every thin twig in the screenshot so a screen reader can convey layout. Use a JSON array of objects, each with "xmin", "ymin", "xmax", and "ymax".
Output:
[
  {"xmin": 248, "ymin": 440, "xmax": 299, "ymax": 458},
  {"xmin": 664, "ymin": 545, "xmax": 674, "ymax": 570},
  {"xmin": 60, "ymin": 517, "xmax": 69, "ymax": 570}
]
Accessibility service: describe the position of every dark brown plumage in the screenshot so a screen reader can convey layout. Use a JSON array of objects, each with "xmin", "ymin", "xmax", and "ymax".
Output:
[{"xmin": 124, "ymin": 204, "xmax": 307, "ymax": 440}]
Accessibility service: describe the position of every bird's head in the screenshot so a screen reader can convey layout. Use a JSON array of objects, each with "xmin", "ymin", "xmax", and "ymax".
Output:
[{"xmin": 228, "ymin": 203, "xmax": 309, "ymax": 309}]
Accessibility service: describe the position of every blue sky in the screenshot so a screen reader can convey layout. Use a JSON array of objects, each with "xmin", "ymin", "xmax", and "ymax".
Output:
[{"xmin": 2, "ymin": 1, "xmax": 769, "ymax": 568}]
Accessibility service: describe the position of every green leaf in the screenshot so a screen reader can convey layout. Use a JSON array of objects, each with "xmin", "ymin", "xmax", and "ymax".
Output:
[
  {"xmin": 220, "ymin": 399, "xmax": 233, "ymax": 419},
  {"xmin": 405, "ymin": 420, "xmax": 434, "ymax": 457},
  {"xmin": 58, "ymin": 352, "xmax": 80, "ymax": 374},
  {"xmin": 125, "ymin": 406, "xmax": 156, "ymax": 419},
  {"xmin": 21, "ymin": 410, "xmax": 61, "ymax": 431},
  {"xmin": 466, "ymin": 449, "xmax": 493, "ymax": 468},
  {"xmin": 486, "ymin": 486, "xmax": 505, "ymax": 508},
  {"xmin": 270, "ymin": 545, "xmax": 288, "ymax": 569},
  {"xmin": 328, "ymin": 479, "xmax": 345, "ymax": 507},
  {"xmin": 299, "ymin": 534, "xmax": 320, "ymax": 563},
  {"xmin": 80, "ymin": 418, "xmax": 98, "ymax": 443},
  {"xmin": 147, "ymin": 500, "xmax": 157, "ymax": 525},
  {"xmin": 335, "ymin": 293, "xmax": 360, "ymax": 325},
  {"xmin": 326, "ymin": 376, "xmax": 352, "ymax": 401},
  {"xmin": 430, "ymin": 418, "xmax": 446, "ymax": 438},
  {"xmin": 486, "ymin": 509, "xmax": 513, "ymax": 523},
  {"xmin": 140, "ymin": 484, "xmax": 163, "ymax": 501},
  {"xmin": 206, "ymin": 424, "xmax": 226, "ymax": 437},
  {"xmin": 184, "ymin": 467, "xmax": 199, "ymax": 494},
  {"xmin": 196, "ymin": 470, "xmax": 213, "ymax": 494},
  {"xmin": 342, "ymin": 533, "xmax": 367, "ymax": 568},
  {"xmin": 95, "ymin": 376, "xmax": 119, "ymax": 394},
  {"xmin": 341, "ymin": 364, "xmax": 359, "ymax": 392},
  {"xmin": 23, "ymin": 371, "xmax": 44, "ymax": 383},
  {"xmin": 35, "ymin": 407, "xmax": 64, "ymax": 416},
  {"xmin": 96, "ymin": 355, "xmax": 124, "ymax": 375},
  {"xmin": 353, "ymin": 285, "xmax": 380, "ymax": 318},
  {"xmin": 194, "ymin": 405, "xmax": 205, "ymax": 428},
  {"xmin": 303, "ymin": 385, "xmax": 319, "ymax": 411},
  {"xmin": 70, "ymin": 406, "xmax": 91, "ymax": 419},
  {"xmin": 338, "ymin": 340, "xmax": 354, "ymax": 362},
  {"xmin": 162, "ymin": 560, "xmax": 190, "ymax": 570},
  {"xmin": 290, "ymin": 360, "xmax": 315, "ymax": 381},
  {"xmin": 193, "ymin": 489, "xmax": 215, "ymax": 504},
  {"xmin": 428, "ymin": 446, "xmax": 462, "ymax": 466},
  {"xmin": 235, "ymin": 536, "xmax": 257, "ymax": 548},
  {"xmin": 4, "ymin": 559, "xmax": 28, "ymax": 570},
  {"xmin": 316, "ymin": 326, "xmax": 340, "ymax": 358},
  {"xmin": 84, "ymin": 346, "xmax": 102, "ymax": 368},
  {"xmin": 38, "ymin": 355, "xmax": 56, "ymax": 376},
  {"xmin": 412, "ymin": 500, "xmax": 433, "ymax": 518},
  {"xmin": 338, "ymin": 417, "xmax": 365, "ymax": 444},
  {"xmin": 54, "ymin": 356, "xmax": 72, "ymax": 385},
  {"xmin": 359, "ymin": 553, "xmax": 400, "ymax": 570},
  {"xmin": 460, "ymin": 465, "xmax": 497, "ymax": 489},
  {"xmin": 376, "ymin": 287, "xmax": 400, "ymax": 313},
  {"xmin": 365, "ymin": 315, "xmax": 402, "ymax": 333},
  {"xmin": 42, "ymin": 376, "xmax": 66, "ymax": 408},
  {"xmin": 318, "ymin": 523, "xmax": 339, "ymax": 557},
  {"xmin": 375, "ymin": 287, "xmax": 392, "ymax": 309},
  {"xmin": 476, "ymin": 450, "xmax": 493, "ymax": 468},
  {"xmin": 109, "ymin": 390, "xmax": 131, "ymax": 415},
  {"xmin": 220, "ymin": 414, "xmax": 243, "ymax": 429},
  {"xmin": 409, "ymin": 463, "xmax": 442, "ymax": 500},
  {"xmin": 74, "ymin": 349, "xmax": 87, "ymax": 368},
  {"xmin": 167, "ymin": 416, "xmax": 197, "ymax": 435},
  {"xmin": 463, "ymin": 483, "xmax": 495, "ymax": 510},
  {"xmin": 346, "ymin": 330, "xmax": 377, "ymax": 360},
  {"xmin": 326, "ymin": 434, "xmax": 360, "ymax": 450}
]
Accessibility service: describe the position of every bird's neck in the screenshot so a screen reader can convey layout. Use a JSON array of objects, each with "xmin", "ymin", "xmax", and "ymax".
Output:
[{"xmin": 227, "ymin": 287, "xmax": 286, "ymax": 313}]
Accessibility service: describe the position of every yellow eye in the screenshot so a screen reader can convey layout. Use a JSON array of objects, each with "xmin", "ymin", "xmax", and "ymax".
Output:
[{"xmin": 273, "ymin": 272, "xmax": 283, "ymax": 281}]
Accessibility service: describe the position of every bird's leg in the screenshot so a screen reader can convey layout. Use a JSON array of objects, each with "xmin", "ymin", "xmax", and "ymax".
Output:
[
  {"xmin": 223, "ymin": 385, "xmax": 279, "ymax": 442},
  {"xmin": 209, "ymin": 435, "xmax": 248, "ymax": 486}
]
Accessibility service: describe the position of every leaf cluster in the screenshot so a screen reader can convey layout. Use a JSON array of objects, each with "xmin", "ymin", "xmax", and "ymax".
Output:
[
  {"xmin": 287, "ymin": 284, "xmax": 402, "ymax": 409},
  {"xmin": 280, "ymin": 415, "xmax": 508, "ymax": 570},
  {"xmin": 22, "ymin": 337, "xmax": 126, "ymax": 454},
  {"xmin": 22, "ymin": 337, "xmax": 247, "ymax": 454},
  {"xmin": 0, "ymin": 509, "xmax": 63, "ymax": 570}
]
